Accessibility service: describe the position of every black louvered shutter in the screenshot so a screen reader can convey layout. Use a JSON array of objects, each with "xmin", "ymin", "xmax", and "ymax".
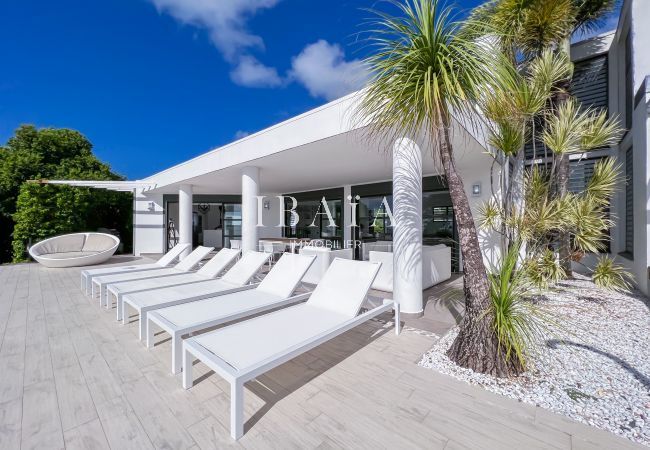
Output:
[{"xmin": 625, "ymin": 147, "xmax": 634, "ymax": 256}]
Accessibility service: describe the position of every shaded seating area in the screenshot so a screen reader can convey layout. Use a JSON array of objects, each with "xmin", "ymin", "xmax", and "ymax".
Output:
[{"xmin": 28, "ymin": 232, "xmax": 120, "ymax": 268}]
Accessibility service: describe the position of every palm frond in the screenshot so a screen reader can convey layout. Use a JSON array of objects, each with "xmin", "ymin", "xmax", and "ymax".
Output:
[
  {"xmin": 581, "ymin": 109, "xmax": 623, "ymax": 150},
  {"xmin": 585, "ymin": 157, "xmax": 621, "ymax": 205},
  {"xmin": 592, "ymin": 256, "xmax": 633, "ymax": 292},
  {"xmin": 356, "ymin": 0, "xmax": 495, "ymax": 153},
  {"xmin": 527, "ymin": 48, "xmax": 573, "ymax": 95},
  {"xmin": 478, "ymin": 198, "xmax": 502, "ymax": 231}
]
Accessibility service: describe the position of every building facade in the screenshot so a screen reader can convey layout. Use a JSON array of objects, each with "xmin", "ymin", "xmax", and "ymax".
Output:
[{"xmin": 90, "ymin": 0, "xmax": 650, "ymax": 302}]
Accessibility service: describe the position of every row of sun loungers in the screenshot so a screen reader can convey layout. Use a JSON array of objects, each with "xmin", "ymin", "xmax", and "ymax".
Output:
[{"xmin": 80, "ymin": 245, "xmax": 400, "ymax": 440}]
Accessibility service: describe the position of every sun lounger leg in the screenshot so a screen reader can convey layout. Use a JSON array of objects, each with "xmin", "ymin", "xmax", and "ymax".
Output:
[
  {"xmin": 91, "ymin": 282, "xmax": 96, "ymax": 300},
  {"xmin": 146, "ymin": 319, "xmax": 154, "ymax": 349},
  {"xmin": 172, "ymin": 334, "xmax": 182, "ymax": 375},
  {"xmin": 231, "ymin": 380, "xmax": 244, "ymax": 440},
  {"xmin": 182, "ymin": 348, "xmax": 193, "ymax": 389},
  {"xmin": 120, "ymin": 300, "xmax": 126, "ymax": 324},
  {"xmin": 139, "ymin": 312, "xmax": 146, "ymax": 341}
]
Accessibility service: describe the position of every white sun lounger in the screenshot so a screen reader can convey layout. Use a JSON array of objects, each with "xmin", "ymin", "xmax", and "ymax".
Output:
[
  {"xmin": 80, "ymin": 243, "xmax": 190, "ymax": 295},
  {"xmin": 105, "ymin": 248, "xmax": 240, "ymax": 312},
  {"xmin": 120, "ymin": 251, "xmax": 271, "ymax": 340},
  {"xmin": 181, "ymin": 258, "xmax": 400, "ymax": 440},
  {"xmin": 92, "ymin": 245, "xmax": 213, "ymax": 307},
  {"xmin": 147, "ymin": 252, "xmax": 316, "ymax": 374}
]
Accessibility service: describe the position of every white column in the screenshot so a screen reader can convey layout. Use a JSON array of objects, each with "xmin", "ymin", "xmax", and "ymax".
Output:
[
  {"xmin": 392, "ymin": 138, "xmax": 423, "ymax": 315},
  {"xmin": 178, "ymin": 184, "xmax": 193, "ymax": 257},
  {"xmin": 241, "ymin": 166, "xmax": 260, "ymax": 253}
]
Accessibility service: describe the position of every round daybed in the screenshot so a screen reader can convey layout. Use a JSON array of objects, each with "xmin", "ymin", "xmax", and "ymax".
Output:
[{"xmin": 29, "ymin": 232, "xmax": 120, "ymax": 268}]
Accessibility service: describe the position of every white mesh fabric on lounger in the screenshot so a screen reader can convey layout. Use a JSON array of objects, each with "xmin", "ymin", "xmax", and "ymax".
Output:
[
  {"xmin": 119, "ymin": 251, "xmax": 271, "ymax": 340},
  {"xmin": 106, "ymin": 248, "xmax": 240, "ymax": 315},
  {"xmin": 92, "ymin": 245, "xmax": 213, "ymax": 308},
  {"xmin": 181, "ymin": 258, "xmax": 400, "ymax": 440},
  {"xmin": 80, "ymin": 243, "xmax": 190, "ymax": 295},
  {"xmin": 147, "ymin": 252, "xmax": 316, "ymax": 374}
]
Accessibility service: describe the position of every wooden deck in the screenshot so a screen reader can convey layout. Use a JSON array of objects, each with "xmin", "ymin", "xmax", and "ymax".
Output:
[{"xmin": 0, "ymin": 258, "xmax": 642, "ymax": 449}]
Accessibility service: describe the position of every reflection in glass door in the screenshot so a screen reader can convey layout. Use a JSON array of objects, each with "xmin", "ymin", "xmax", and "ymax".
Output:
[
  {"xmin": 423, "ymin": 191, "xmax": 458, "ymax": 271},
  {"xmin": 222, "ymin": 203, "xmax": 242, "ymax": 249},
  {"xmin": 284, "ymin": 197, "xmax": 343, "ymax": 245}
]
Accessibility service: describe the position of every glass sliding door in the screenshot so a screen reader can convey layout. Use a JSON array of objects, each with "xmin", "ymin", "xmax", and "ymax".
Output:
[
  {"xmin": 222, "ymin": 203, "xmax": 242, "ymax": 249},
  {"xmin": 422, "ymin": 191, "xmax": 458, "ymax": 271},
  {"xmin": 283, "ymin": 189, "xmax": 343, "ymax": 246},
  {"xmin": 357, "ymin": 195, "xmax": 393, "ymax": 242},
  {"xmin": 352, "ymin": 179, "xmax": 459, "ymax": 270}
]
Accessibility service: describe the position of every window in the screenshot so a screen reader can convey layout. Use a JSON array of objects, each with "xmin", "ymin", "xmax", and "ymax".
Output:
[
  {"xmin": 283, "ymin": 191, "xmax": 343, "ymax": 244},
  {"xmin": 571, "ymin": 54, "xmax": 609, "ymax": 114},
  {"xmin": 222, "ymin": 203, "xmax": 242, "ymax": 249},
  {"xmin": 357, "ymin": 195, "xmax": 393, "ymax": 242},
  {"xmin": 569, "ymin": 157, "xmax": 611, "ymax": 252},
  {"xmin": 524, "ymin": 54, "xmax": 610, "ymax": 160},
  {"xmin": 625, "ymin": 146, "xmax": 634, "ymax": 257}
]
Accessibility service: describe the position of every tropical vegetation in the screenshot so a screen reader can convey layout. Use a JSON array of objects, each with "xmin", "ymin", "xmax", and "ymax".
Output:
[
  {"xmin": 359, "ymin": 0, "xmax": 520, "ymax": 376},
  {"xmin": 0, "ymin": 125, "xmax": 132, "ymax": 263},
  {"xmin": 360, "ymin": 0, "xmax": 626, "ymax": 376}
]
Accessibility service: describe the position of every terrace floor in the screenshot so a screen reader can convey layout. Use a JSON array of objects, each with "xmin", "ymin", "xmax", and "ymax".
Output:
[{"xmin": 0, "ymin": 257, "xmax": 642, "ymax": 449}]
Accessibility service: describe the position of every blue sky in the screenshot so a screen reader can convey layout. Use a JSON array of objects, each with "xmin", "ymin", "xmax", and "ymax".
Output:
[{"xmin": 0, "ymin": 0, "xmax": 617, "ymax": 179}]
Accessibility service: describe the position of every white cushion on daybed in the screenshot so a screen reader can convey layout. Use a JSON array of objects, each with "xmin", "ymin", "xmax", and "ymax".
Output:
[
  {"xmin": 29, "ymin": 232, "xmax": 120, "ymax": 268},
  {"xmin": 298, "ymin": 247, "xmax": 354, "ymax": 285},
  {"xmin": 368, "ymin": 244, "xmax": 452, "ymax": 292}
]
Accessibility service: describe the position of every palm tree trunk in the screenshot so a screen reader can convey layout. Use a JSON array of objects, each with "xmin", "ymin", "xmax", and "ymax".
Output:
[
  {"xmin": 556, "ymin": 152, "xmax": 572, "ymax": 274},
  {"xmin": 440, "ymin": 127, "xmax": 519, "ymax": 377},
  {"xmin": 554, "ymin": 38, "xmax": 573, "ymax": 277}
]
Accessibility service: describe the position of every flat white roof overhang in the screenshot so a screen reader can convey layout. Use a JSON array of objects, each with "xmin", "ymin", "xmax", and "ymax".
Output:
[{"xmin": 142, "ymin": 92, "xmax": 492, "ymax": 196}]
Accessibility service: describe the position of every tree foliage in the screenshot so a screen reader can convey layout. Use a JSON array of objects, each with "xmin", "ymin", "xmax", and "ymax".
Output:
[{"xmin": 0, "ymin": 125, "xmax": 132, "ymax": 263}]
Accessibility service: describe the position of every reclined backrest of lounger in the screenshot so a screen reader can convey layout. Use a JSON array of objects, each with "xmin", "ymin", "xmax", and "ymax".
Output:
[
  {"xmin": 195, "ymin": 248, "xmax": 240, "ymax": 278},
  {"xmin": 174, "ymin": 246, "xmax": 214, "ymax": 271},
  {"xmin": 157, "ymin": 243, "xmax": 191, "ymax": 267},
  {"xmin": 306, "ymin": 258, "xmax": 382, "ymax": 318},
  {"xmin": 255, "ymin": 253, "xmax": 316, "ymax": 298},
  {"xmin": 219, "ymin": 251, "xmax": 271, "ymax": 286}
]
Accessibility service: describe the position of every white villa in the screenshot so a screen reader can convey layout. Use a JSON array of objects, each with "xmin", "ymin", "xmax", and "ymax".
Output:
[
  {"xmin": 7, "ymin": 1, "xmax": 650, "ymax": 448},
  {"xmin": 52, "ymin": 0, "xmax": 650, "ymax": 305}
]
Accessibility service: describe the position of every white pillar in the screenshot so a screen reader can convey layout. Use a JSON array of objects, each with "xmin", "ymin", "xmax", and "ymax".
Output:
[
  {"xmin": 392, "ymin": 138, "xmax": 423, "ymax": 315},
  {"xmin": 178, "ymin": 184, "xmax": 193, "ymax": 257},
  {"xmin": 241, "ymin": 167, "xmax": 260, "ymax": 253}
]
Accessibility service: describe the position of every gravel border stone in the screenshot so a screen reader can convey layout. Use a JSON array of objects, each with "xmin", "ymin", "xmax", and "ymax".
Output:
[{"xmin": 418, "ymin": 276, "xmax": 650, "ymax": 447}]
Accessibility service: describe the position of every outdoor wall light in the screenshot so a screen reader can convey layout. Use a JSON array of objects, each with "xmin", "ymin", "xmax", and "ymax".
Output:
[
  {"xmin": 471, "ymin": 183, "xmax": 481, "ymax": 197},
  {"xmin": 264, "ymin": 200, "xmax": 271, "ymax": 210},
  {"xmin": 148, "ymin": 202, "xmax": 155, "ymax": 211}
]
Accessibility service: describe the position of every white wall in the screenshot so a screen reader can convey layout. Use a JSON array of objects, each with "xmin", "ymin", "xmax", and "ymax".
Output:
[
  {"xmin": 458, "ymin": 153, "xmax": 502, "ymax": 269},
  {"xmin": 632, "ymin": 0, "xmax": 650, "ymax": 93},
  {"xmin": 257, "ymin": 194, "xmax": 283, "ymax": 239},
  {"xmin": 133, "ymin": 189, "xmax": 165, "ymax": 256}
]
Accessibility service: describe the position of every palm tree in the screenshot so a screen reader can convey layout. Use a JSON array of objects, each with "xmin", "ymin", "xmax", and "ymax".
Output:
[
  {"xmin": 474, "ymin": 0, "xmax": 617, "ymax": 274},
  {"xmin": 358, "ymin": 0, "xmax": 518, "ymax": 375}
]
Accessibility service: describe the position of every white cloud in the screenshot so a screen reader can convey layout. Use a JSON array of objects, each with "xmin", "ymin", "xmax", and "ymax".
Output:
[
  {"xmin": 290, "ymin": 40, "xmax": 369, "ymax": 101},
  {"xmin": 234, "ymin": 130, "xmax": 250, "ymax": 139},
  {"xmin": 230, "ymin": 56, "xmax": 283, "ymax": 88},
  {"xmin": 149, "ymin": 0, "xmax": 279, "ymax": 61},
  {"xmin": 148, "ymin": 2, "xmax": 367, "ymax": 100}
]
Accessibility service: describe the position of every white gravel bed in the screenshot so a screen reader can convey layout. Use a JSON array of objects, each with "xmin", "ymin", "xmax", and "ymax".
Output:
[{"xmin": 419, "ymin": 276, "xmax": 650, "ymax": 447}]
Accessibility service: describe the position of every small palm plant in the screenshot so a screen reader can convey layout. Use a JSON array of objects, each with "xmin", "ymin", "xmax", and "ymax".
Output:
[{"xmin": 487, "ymin": 239, "xmax": 551, "ymax": 370}]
